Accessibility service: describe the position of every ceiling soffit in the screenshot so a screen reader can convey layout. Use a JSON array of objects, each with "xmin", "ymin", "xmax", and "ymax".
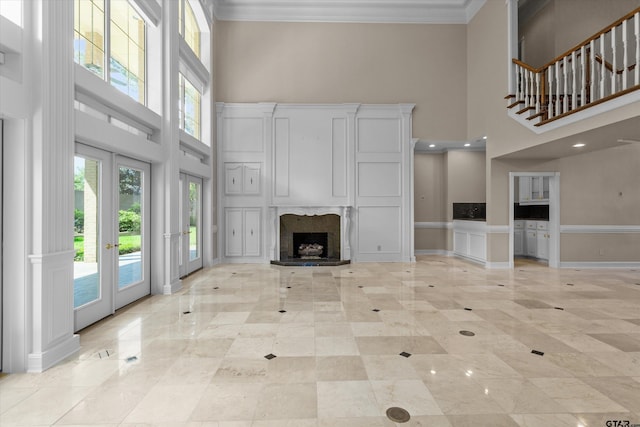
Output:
[{"xmin": 211, "ymin": 0, "xmax": 487, "ymax": 24}]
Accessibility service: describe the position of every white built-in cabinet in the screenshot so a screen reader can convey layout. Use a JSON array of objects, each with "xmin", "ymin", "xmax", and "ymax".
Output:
[
  {"xmin": 535, "ymin": 221, "xmax": 549, "ymax": 260},
  {"xmin": 514, "ymin": 220, "xmax": 524, "ymax": 255},
  {"xmin": 516, "ymin": 220, "xmax": 549, "ymax": 261},
  {"xmin": 217, "ymin": 102, "xmax": 416, "ymax": 264},
  {"xmin": 519, "ymin": 176, "xmax": 550, "ymax": 205},
  {"xmin": 225, "ymin": 163, "xmax": 261, "ymax": 195},
  {"xmin": 225, "ymin": 208, "xmax": 261, "ymax": 257}
]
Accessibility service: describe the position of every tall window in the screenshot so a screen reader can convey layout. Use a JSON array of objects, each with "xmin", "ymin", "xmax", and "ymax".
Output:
[
  {"xmin": 179, "ymin": 73, "xmax": 201, "ymax": 140},
  {"xmin": 179, "ymin": 0, "xmax": 200, "ymax": 59},
  {"xmin": 74, "ymin": 0, "xmax": 146, "ymax": 104}
]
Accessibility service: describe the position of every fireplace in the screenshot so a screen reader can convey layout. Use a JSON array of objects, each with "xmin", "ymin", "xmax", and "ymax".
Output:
[
  {"xmin": 269, "ymin": 206, "xmax": 351, "ymax": 266},
  {"xmin": 293, "ymin": 232, "xmax": 328, "ymax": 258}
]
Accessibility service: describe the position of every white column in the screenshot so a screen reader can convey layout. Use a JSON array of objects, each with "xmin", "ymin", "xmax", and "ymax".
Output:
[
  {"xmin": 161, "ymin": 0, "xmax": 182, "ymax": 294},
  {"xmin": 400, "ymin": 104, "xmax": 416, "ymax": 263},
  {"xmin": 27, "ymin": 0, "xmax": 79, "ymax": 372}
]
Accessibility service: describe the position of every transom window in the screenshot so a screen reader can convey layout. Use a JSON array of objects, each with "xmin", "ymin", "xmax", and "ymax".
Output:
[
  {"xmin": 74, "ymin": 0, "xmax": 146, "ymax": 105},
  {"xmin": 179, "ymin": 0, "xmax": 201, "ymax": 59},
  {"xmin": 179, "ymin": 73, "xmax": 201, "ymax": 140}
]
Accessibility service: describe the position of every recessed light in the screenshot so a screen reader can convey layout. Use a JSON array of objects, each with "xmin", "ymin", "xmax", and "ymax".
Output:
[
  {"xmin": 464, "ymin": 143, "xmax": 471, "ymax": 147},
  {"xmin": 429, "ymin": 144, "xmax": 436, "ymax": 148},
  {"xmin": 573, "ymin": 143, "xmax": 585, "ymax": 148},
  {"xmin": 482, "ymin": 136, "xmax": 487, "ymax": 140}
]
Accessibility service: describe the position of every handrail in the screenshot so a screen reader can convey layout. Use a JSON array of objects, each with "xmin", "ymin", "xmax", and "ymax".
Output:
[
  {"xmin": 508, "ymin": 7, "xmax": 640, "ymax": 126},
  {"xmin": 539, "ymin": 6, "xmax": 640, "ymax": 70}
]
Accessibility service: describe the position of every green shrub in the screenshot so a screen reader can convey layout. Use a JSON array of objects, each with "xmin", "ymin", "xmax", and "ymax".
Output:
[
  {"xmin": 119, "ymin": 210, "xmax": 141, "ymax": 232},
  {"xmin": 74, "ymin": 209, "xmax": 84, "ymax": 233}
]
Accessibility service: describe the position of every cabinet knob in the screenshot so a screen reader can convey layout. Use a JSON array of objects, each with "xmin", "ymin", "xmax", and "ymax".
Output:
[
  {"xmin": 232, "ymin": 229, "xmax": 235, "ymax": 236},
  {"xmin": 232, "ymin": 178, "xmax": 235, "ymax": 184},
  {"xmin": 251, "ymin": 229, "xmax": 253, "ymax": 236}
]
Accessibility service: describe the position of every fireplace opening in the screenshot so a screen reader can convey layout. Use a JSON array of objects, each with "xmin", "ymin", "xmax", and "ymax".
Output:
[
  {"xmin": 279, "ymin": 213, "xmax": 341, "ymax": 261},
  {"xmin": 293, "ymin": 232, "xmax": 328, "ymax": 259}
]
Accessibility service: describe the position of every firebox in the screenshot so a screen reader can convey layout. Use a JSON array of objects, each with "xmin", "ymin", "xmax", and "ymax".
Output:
[{"xmin": 293, "ymin": 232, "xmax": 328, "ymax": 258}]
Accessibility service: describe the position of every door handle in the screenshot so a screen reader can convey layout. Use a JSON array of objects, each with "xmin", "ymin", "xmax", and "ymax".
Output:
[
  {"xmin": 251, "ymin": 229, "xmax": 253, "ymax": 236},
  {"xmin": 232, "ymin": 229, "xmax": 235, "ymax": 236},
  {"xmin": 105, "ymin": 243, "xmax": 119, "ymax": 250}
]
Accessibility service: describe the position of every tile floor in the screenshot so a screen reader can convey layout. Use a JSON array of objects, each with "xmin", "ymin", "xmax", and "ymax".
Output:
[{"xmin": 2, "ymin": 255, "xmax": 640, "ymax": 426}]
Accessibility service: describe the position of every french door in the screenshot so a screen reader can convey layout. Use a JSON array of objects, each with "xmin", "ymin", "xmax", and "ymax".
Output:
[
  {"xmin": 73, "ymin": 144, "xmax": 150, "ymax": 331},
  {"xmin": 179, "ymin": 173, "xmax": 203, "ymax": 277}
]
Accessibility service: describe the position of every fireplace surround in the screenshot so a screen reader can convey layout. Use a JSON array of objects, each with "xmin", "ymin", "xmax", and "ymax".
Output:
[{"xmin": 270, "ymin": 206, "xmax": 351, "ymax": 265}]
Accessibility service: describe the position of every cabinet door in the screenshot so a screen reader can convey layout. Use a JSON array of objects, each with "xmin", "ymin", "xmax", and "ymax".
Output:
[
  {"xmin": 225, "ymin": 209, "xmax": 243, "ymax": 256},
  {"xmin": 526, "ymin": 230, "xmax": 537, "ymax": 257},
  {"xmin": 514, "ymin": 229, "xmax": 524, "ymax": 256},
  {"xmin": 519, "ymin": 177, "xmax": 532, "ymax": 203},
  {"xmin": 225, "ymin": 164, "xmax": 244, "ymax": 195},
  {"xmin": 244, "ymin": 209, "xmax": 261, "ymax": 257},
  {"xmin": 536, "ymin": 231, "xmax": 549, "ymax": 260},
  {"xmin": 243, "ymin": 163, "xmax": 261, "ymax": 194}
]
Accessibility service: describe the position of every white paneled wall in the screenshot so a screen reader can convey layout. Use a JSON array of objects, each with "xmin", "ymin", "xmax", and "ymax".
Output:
[{"xmin": 217, "ymin": 103, "xmax": 416, "ymax": 263}]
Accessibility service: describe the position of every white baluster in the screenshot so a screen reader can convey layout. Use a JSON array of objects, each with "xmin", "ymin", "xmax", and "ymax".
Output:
[
  {"xmin": 600, "ymin": 34, "xmax": 606, "ymax": 97},
  {"xmin": 523, "ymin": 68, "xmax": 529, "ymax": 107},
  {"xmin": 634, "ymin": 12, "xmax": 639, "ymax": 86},
  {"xmin": 535, "ymin": 72, "xmax": 540, "ymax": 114},
  {"xmin": 622, "ymin": 19, "xmax": 628, "ymax": 90},
  {"xmin": 571, "ymin": 50, "xmax": 577, "ymax": 110},
  {"xmin": 580, "ymin": 45, "xmax": 586, "ymax": 107},
  {"xmin": 590, "ymin": 39, "xmax": 596, "ymax": 102},
  {"xmin": 563, "ymin": 56, "xmax": 569, "ymax": 113},
  {"xmin": 555, "ymin": 60, "xmax": 562, "ymax": 115},
  {"xmin": 611, "ymin": 25, "xmax": 617, "ymax": 94},
  {"xmin": 547, "ymin": 64, "xmax": 554, "ymax": 118}
]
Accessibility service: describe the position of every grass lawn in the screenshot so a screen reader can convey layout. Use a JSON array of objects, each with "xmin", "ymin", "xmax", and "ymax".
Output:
[{"xmin": 74, "ymin": 234, "xmax": 141, "ymax": 261}]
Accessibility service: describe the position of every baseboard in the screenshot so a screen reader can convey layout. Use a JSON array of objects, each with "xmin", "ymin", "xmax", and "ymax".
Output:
[
  {"xmin": 414, "ymin": 250, "xmax": 453, "ymax": 256},
  {"xmin": 27, "ymin": 334, "xmax": 80, "ymax": 373},
  {"xmin": 163, "ymin": 278, "xmax": 182, "ymax": 295},
  {"xmin": 560, "ymin": 261, "xmax": 640, "ymax": 269},
  {"xmin": 486, "ymin": 261, "xmax": 511, "ymax": 269}
]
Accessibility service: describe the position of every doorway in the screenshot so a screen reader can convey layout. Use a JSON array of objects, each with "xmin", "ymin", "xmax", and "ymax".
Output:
[
  {"xmin": 73, "ymin": 144, "xmax": 151, "ymax": 331},
  {"xmin": 179, "ymin": 173, "xmax": 203, "ymax": 277},
  {"xmin": 508, "ymin": 172, "xmax": 560, "ymax": 269}
]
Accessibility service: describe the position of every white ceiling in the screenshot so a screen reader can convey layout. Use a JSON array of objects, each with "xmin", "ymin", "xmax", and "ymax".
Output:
[{"xmin": 210, "ymin": 0, "xmax": 487, "ymax": 24}]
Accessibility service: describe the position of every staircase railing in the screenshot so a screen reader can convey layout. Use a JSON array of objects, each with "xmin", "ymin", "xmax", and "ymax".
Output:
[{"xmin": 508, "ymin": 7, "xmax": 640, "ymax": 126}]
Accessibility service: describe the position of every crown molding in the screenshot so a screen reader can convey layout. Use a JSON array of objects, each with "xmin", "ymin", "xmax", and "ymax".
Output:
[{"xmin": 211, "ymin": 0, "xmax": 486, "ymax": 24}]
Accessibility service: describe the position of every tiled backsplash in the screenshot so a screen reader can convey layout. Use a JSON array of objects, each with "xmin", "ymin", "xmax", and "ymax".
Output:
[
  {"xmin": 514, "ymin": 203, "xmax": 549, "ymax": 220},
  {"xmin": 453, "ymin": 203, "xmax": 486, "ymax": 220}
]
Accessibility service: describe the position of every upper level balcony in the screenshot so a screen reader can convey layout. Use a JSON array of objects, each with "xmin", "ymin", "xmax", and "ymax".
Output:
[{"xmin": 506, "ymin": 7, "xmax": 640, "ymax": 135}]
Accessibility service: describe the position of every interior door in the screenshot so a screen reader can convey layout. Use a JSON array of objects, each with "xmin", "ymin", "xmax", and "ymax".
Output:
[
  {"xmin": 114, "ymin": 156, "xmax": 151, "ymax": 309},
  {"xmin": 74, "ymin": 145, "xmax": 114, "ymax": 331},
  {"xmin": 180, "ymin": 173, "xmax": 203, "ymax": 276}
]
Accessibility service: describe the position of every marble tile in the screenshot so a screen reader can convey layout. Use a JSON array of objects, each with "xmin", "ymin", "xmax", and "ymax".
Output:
[
  {"xmin": 446, "ymin": 414, "xmax": 520, "ymax": 427},
  {"xmin": 123, "ymin": 384, "xmax": 208, "ymax": 424},
  {"xmin": 2, "ymin": 257, "xmax": 640, "ymax": 426},
  {"xmin": 316, "ymin": 356, "xmax": 369, "ymax": 381},
  {"xmin": 370, "ymin": 379, "xmax": 443, "ymax": 416},
  {"xmin": 189, "ymin": 383, "xmax": 264, "ymax": 421},
  {"xmin": 588, "ymin": 333, "xmax": 640, "ymax": 352},
  {"xmin": 361, "ymin": 355, "xmax": 420, "ymax": 380},
  {"xmin": 253, "ymin": 383, "xmax": 317, "ymax": 420},
  {"xmin": 317, "ymin": 381, "xmax": 380, "ymax": 418},
  {"xmin": 530, "ymin": 378, "xmax": 628, "ymax": 413},
  {"xmin": 426, "ymin": 377, "xmax": 505, "ymax": 414}
]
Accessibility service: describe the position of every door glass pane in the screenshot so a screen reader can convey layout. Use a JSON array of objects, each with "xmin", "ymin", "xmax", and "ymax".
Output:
[
  {"xmin": 118, "ymin": 166, "xmax": 143, "ymax": 288},
  {"xmin": 189, "ymin": 181, "xmax": 200, "ymax": 261},
  {"xmin": 74, "ymin": 156, "xmax": 101, "ymax": 308}
]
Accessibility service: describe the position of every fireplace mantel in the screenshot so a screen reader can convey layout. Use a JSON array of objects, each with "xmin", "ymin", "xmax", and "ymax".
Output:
[{"xmin": 269, "ymin": 206, "xmax": 352, "ymax": 261}]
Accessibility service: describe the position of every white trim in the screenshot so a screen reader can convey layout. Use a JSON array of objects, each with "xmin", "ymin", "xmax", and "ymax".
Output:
[
  {"xmin": 560, "ymin": 225, "xmax": 640, "ymax": 234},
  {"xmin": 487, "ymin": 225, "xmax": 509, "ymax": 233},
  {"xmin": 415, "ymin": 250, "xmax": 453, "ymax": 256},
  {"xmin": 415, "ymin": 221, "xmax": 451, "ymax": 229},
  {"xmin": 212, "ymin": 0, "xmax": 486, "ymax": 24},
  {"xmin": 486, "ymin": 261, "xmax": 511, "ymax": 269},
  {"xmin": 179, "ymin": 38, "xmax": 210, "ymax": 92},
  {"xmin": 559, "ymin": 262, "xmax": 640, "ymax": 269},
  {"xmin": 27, "ymin": 335, "xmax": 80, "ymax": 373},
  {"xmin": 130, "ymin": 0, "xmax": 161, "ymax": 26}
]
